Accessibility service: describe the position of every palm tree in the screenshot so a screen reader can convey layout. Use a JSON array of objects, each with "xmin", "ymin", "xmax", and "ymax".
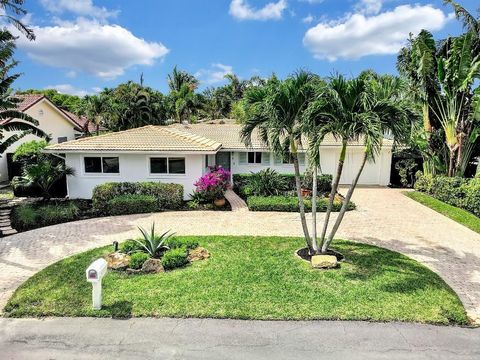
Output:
[
  {"xmin": 241, "ymin": 71, "xmax": 317, "ymax": 250},
  {"xmin": 0, "ymin": 0, "xmax": 35, "ymax": 40},
  {"xmin": 0, "ymin": 30, "xmax": 47, "ymax": 154},
  {"xmin": 82, "ymin": 95, "xmax": 109, "ymax": 135},
  {"xmin": 167, "ymin": 66, "xmax": 199, "ymax": 92},
  {"xmin": 304, "ymin": 73, "xmax": 412, "ymax": 253},
  {"xmin": 12, "ymin": 158, "xmax": 75, "ymax": 200}
]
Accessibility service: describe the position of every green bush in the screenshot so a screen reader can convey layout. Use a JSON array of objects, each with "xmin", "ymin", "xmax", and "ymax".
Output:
[
  {"xmin": 121, "ymin": 239, "xmax": 144, "ymax": 254},
  {"xmin": 165, "ymin": 237, "xmax": 199, "ymax": 250},
  {"xmin": 234, "ymin": 172, "xmax": 332, "ymax": 198},
  {"xmin": 92, "ymin": 182, "xmax": 183, "ymax": 215},
  {"xmin": 246, "ymin": 196, "xmax": 355, "ymax": 212},
  {"xmin": 12, "ymin": 201, "xmax": 80, "ymax": 232},
  {"xmin": 107, "ymin": 194, "xmax": 158, "ymax": 216},
  {"xmin": 431, "ymin": 177, "xmax": 466, "ymax": 207},
  {"xmin": 162, "ymin": 248, "xmax": 189, "ymax": 270},
  {"xmin": 461, "ymin": 178, "xmax": 480, "ymax": 217},
  {"xmin": 414, "ymin": 171, "xmax": 434, "ymax": 193},
  {"xmin": 129, "ymin": 252, "xmax": 150, "ymax": 270}
]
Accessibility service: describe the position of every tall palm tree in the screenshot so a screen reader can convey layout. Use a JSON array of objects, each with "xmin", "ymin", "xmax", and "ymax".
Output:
[
  {"xmin": 0, "ymin": 0, "xmax": 35, "ymax": 40},
  {"xmin": 304, "ymin": 73, "xmax": 412, "ymax": 253},
  {"xmin": 167, "ymin": 66, "xmax": 199, "ymax": 92},
  {"xmin": 0, "ymin": 30, "xmax": 47, "ymax": 154},
  {"xmin": 241, "ymin": 71, "xmax": 317, "ymax": 250},
  {"xmin": 82, "ymin": 95, "xmax": 109, "ymax": 135}
]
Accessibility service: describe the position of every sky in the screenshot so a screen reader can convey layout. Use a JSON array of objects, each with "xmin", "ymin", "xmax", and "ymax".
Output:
[{"xmin": 9, "ymin": 0, "xmax": 479, "ymax": 96}]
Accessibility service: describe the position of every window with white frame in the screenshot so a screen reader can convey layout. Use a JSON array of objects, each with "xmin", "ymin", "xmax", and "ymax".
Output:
[
  {"xmin": 84, "ymin": 156, "xmax": 119, "ymax": 174},
  {"xmin": 150, "ymin": 157, "xmax": 185, "ymax": 174},
  {"xmin": 247, "ymin": 152, "xmax": 262, "ymax": 164}
]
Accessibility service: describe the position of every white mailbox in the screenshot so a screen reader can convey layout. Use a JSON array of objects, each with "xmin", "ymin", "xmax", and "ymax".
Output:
[{"xmin": 86, "ymin": 258, "xmax": 108, "ymax": 310}]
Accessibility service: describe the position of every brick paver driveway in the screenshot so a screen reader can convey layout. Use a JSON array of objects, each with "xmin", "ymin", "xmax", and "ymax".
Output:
[{"xmin": 1, "ymin": 188, "xmax": 480, "ymax": 323}]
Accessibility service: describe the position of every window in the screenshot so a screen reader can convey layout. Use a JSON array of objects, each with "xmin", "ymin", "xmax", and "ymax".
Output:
[
  {"xmin": 57, "ymin": 136, "xmax": 68, "ymax": 143},
  {"xmin": 84, "ymin": 156, "xmax": 119, "ymax": 174},
  {"xmin": 247, "ymin": 152, "xmax": 262, "ymax": 164},
  {"xmin": 150, "ymin": 157, "xmax": 185, "ymax": 174},
  {"xmin": 38, "ymin": 109, "xmax": 44, "ymax": 117}
]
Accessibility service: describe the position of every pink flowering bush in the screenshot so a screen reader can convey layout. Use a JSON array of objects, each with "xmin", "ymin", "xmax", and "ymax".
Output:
[{"xmin": 193, "ymin": 165, "xmax": 231, "ymax": 203}]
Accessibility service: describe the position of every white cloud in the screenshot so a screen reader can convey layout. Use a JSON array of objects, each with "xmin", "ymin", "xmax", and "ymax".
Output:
[
  {"xmin": 40, "ymin": 0, "xmax": 118, "ymax": 20},
  {"xmin": 195, "ymin": 63, "xmax": 234, "ymax": 84},
  {"xmin": 229, "ymin": 0, "xmax": 287, "ymax": 21},
  {"xmin": 299, "ymin": 0, "xmax": 324, "ymax": 3},
  {"xmin": 15, "ymin": 19, "xmax": 169, "ymax": 80},
  {"xmin": 302, "ymin": 14, "xmax": 314, "ymax": 24},
  {"xmin": 303, "ymin": 5, "xmax": 451, "ymax": 61},
  {"xmin": 355, "ymin": 0, "xmax": 383, "ymax": 15},
  {"xmin": 45, "ymin": 84, "xmax": 91, "ymax": 97}
]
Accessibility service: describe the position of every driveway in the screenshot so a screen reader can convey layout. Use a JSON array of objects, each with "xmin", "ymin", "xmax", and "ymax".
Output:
[{"xmin": 1, "ymin": 188, "xmax": 480, "ymax": 322}]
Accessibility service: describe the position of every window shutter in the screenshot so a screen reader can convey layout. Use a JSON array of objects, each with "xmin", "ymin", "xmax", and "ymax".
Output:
[
  {"xmin": 274, "ymin": 154, "xmax": 283, "ymax": 165},
  {"xmin": 239, "ymin": 152, "xmax": 247, "ymax": 165},
  {"xmin": 261, "ymin": 152, "xmax": 270, "ymax": 166},
  {"xmin": 298, "ymin": 153, "xmax": 306, "ymax": 166}
]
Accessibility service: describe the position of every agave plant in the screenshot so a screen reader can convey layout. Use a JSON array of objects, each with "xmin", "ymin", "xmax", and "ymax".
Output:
[{"xmin": 134, "ymin": 223, "xmax": 174, "ymax": 259}]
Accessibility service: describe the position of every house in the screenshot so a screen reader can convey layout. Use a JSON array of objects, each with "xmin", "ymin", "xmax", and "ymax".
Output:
[
  {"xmin": 0, "ymin": 94, "xmax": 92, "ymax": 181},
  {"xmin": 44, "ymin": 119, "xmax": 393, "ymax": 200}
]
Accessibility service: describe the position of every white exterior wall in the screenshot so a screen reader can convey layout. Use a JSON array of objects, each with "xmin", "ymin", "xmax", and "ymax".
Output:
[
  {"xmin": 230, "ymin": 147, "xmax": 392, "ymax": 186},
  {"xmin": 0, "ymin": 100, "xmax": 79, "ymax": 181},
  {"xmin": 65, "ymin": 153, "xmax": 206, "ymax": 200}
]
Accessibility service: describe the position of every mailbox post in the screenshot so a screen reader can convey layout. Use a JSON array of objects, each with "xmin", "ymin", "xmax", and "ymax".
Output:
[{"xmin": 86, "ymin": 258, "xmax": 107, "ymax": 310}]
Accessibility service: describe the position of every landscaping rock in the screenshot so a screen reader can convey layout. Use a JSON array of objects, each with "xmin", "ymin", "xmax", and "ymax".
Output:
[
  {"xmin": 126, "ymin": 268, "xmax": 142, "ymax": 275},
  {"xmin": 311, "ymin": 255, "xmax": 337, "ymax": 269},
  {"xmin": 187, "ymin": 247, "xmax": 210, "ymax": 262},
  {"xmin": 105, "ymin": 252, "xmax": 130, "ymax": 270},
  {"xmin": 141, "ymin": 258, "xmax": 164, "ymax": 273}
]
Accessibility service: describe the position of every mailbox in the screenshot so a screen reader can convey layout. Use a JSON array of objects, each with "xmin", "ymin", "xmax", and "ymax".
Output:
[{"xmin": 86, "ymin": 258, "xmax": 108, "ymax": 310}]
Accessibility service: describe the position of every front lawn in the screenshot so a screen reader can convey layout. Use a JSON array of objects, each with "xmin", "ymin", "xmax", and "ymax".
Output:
[
  {"xmin": 4, "ymin": 236, "xmax": 467, "ymax": 324},
  {"xmin": 405, "ymin": 191, "xmax": 480, "ymax": 235}
]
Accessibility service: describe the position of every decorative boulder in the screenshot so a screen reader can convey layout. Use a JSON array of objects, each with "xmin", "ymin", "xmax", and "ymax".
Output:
[
  {"xmin": 141, "ymin": 258, "xmax": 164, "ymax": 273},
  {"xmin": 105, "ymin": 252, "xmax": 130, "ymax": 270},
  {"xmin": 187, "ymin": 247, "xmax": 210, "ymax": 262},
  {"xmin": 311, "ymin": 255, "xmax": 338, "ymax": 269}
]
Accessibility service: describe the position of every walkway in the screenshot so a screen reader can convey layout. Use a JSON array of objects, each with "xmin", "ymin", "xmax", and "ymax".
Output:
[
  {"xmin": 1, "ymin": 188, "xmax": 480, "ymax": 322},
  {"xmin": 225, "ymin": 188, "xmax": 248, "ymax": 211},
  {"xmin": 1, "ymin": 318, "xmax": 479, "ymax": 359}
]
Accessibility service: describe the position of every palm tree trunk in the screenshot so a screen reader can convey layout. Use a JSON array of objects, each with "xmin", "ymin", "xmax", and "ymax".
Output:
[
  {"xmin": 319, "ymin": 140, "xmax": 347, "ymax": 249},
  {"xmin": 311, "ymin": 166, "xmax": 319, "ymax": 254},
  {"xmin": 292, "ymin": 152, "xmax": 311, "ymax": 251},
  {"xmin": 448, "ymin": 150, "xmax": 455, "ymax": 177},
  {"xmin": 322, "ymin": 150, "xmax": 367, "ymax": 253}
]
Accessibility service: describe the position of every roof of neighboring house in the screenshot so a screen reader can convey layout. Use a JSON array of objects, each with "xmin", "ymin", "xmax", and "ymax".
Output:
[
  {"xmin": 2, "ymin": 94, "xmax": 93, "ymax": 133},
  {"xmin": 44, "ymin": 125, "xmax": 222, "ymax": 153}
]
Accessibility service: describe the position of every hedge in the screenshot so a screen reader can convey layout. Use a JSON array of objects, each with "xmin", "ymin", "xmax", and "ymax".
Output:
[
  {"xmin": 12, "ymin": 201, "xmax": 80, "ymax": 232},
  {"xmin": 233, "ymin": 173, "xmax": 332, "ymax": 198},
  {"xmin": 92, "ymin": 182, "xmax": 183, "ymax": 215},
  {"xmin": 107, "ymin": 194, "xmax": 158, "ymax": 216},
  {"xmin": 246, "ymin": 196, "xmax": 355, "ymax": 212},
  {"xmin": 414, "ymin": 173, "xmax": 480, "ymax": 217}
]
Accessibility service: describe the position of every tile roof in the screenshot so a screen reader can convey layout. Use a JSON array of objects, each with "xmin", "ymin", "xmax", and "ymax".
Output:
[
  {"xmin": 13, "ymin": 94, "xmax": 45, "ymax": 111},
  {"xmin": 44, "ymin": 125, "xmax": 222, "ymax": 153}
]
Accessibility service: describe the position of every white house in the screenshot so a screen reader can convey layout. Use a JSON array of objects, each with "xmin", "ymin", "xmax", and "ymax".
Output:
[
  {"xmin": 0, "ymin": 94, "xmax": 92, "ymax": 181},
  {"xmin": 44, "ymin": 120, "xmax": 393, "ymax": 200}
]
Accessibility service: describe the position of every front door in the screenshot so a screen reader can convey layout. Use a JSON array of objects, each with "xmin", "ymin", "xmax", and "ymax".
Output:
[{"xmin": 215, "ymin": 152, "xmax": 231, "ymax": 171}]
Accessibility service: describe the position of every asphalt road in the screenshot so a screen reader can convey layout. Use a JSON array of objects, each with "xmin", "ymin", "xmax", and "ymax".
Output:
[{"xmin": 1, "ymin": 318, "xmax": 479, "ymax": 359}]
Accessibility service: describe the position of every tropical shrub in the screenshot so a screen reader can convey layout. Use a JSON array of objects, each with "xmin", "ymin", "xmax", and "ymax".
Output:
[
  {"xmin": 414, "ymin": 171, "xmax": 434, "ymax": 193},
  {"xmin": 162, "ymin": 247, "xmax": 189, "ymax": 270},
  {"xmin": 395, "ymin": 159, "xmax": 418, "ymax": 187},
  {"xmin": 192, "ymin": 165, "xmax": 230, "ymax": 203},
  {"xmin": 246, "ymin": 168, "xmax": 288, "ymax": 196},
  {"xmin": 165, "ymin": 237, "xmax": 199, "ymax": 250},
  {"xmin": 11, "ymin": 201, "xmax": 80, "ymax": 232},
  {"xmin": 233, "ymin": 172, "xmax": 332, "ymax": 198},
  {"xmin": 121, "ymin": 239, "xmax": 143, "ymax": 254},
  {"xmin": 133, "ymin": 223, "xmax": 174, "ymax": 259},
  {"xmin": 246, "ymin": 196, "xmax": 355, "ymax": 212},
  {"xmin": 129, "ymin": 252, "xmax": 150, "ymax": 270},
  {"xmin": 431, "ymin": 177, "xmax": 466, "ymax": 206},
  {"xmin": 92, "ymin": 182, "xmax": 183, "ymax": 215},
  {"xmin": 107, "ymin": 194, "xmax": 158, "ymax": 216},
  {"xmin": 461, "ymin": 178, "xmax": 480, "ymax": 217},
  {"xmin": 12, "ymin": 140, "xmax": 48, "ymax": 164}
]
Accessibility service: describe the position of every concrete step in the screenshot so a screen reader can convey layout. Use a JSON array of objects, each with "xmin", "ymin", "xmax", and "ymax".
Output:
[{"xmin": 1, "ymin": 229, "xmax": 17, "ymax": 236}]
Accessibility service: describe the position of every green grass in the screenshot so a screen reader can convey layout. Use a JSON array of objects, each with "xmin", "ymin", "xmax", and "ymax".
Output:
[
  {"xmin": 405, "ymin": 191, "xmax": 480, "ymax": 235},
  {"xmin": 4, "ymin": 236, "xmax": 467, "ymax": 325}
]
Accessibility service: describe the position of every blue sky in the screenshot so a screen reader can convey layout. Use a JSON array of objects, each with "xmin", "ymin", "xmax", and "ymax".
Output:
[{"xmin": 11, "ymin": 0, "xmax": 478, "ymax": 96}]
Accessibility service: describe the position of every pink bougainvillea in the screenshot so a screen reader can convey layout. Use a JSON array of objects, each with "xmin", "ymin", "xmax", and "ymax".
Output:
[{"xmin": 193, "ymin": 165, "xmax": 231, "ymax": 202}]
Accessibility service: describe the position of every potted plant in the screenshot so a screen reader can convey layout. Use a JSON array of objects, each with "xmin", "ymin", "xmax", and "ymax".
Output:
[
  {"xmin": 301, "ymin": 169, "xmax": 314, "ymax": 198},
  {"xmin": 193, "ymin": 165, "xmax": 231, "ymax": 207}
]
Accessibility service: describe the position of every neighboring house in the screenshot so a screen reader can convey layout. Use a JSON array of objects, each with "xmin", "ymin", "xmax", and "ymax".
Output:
[
  {"xmin": 0, "ymin": 94, "xmax": 92, "ymax": 181},
  {"xmin": 45, "ymin": 119, "xmax": 393, "ymax": 200}
]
